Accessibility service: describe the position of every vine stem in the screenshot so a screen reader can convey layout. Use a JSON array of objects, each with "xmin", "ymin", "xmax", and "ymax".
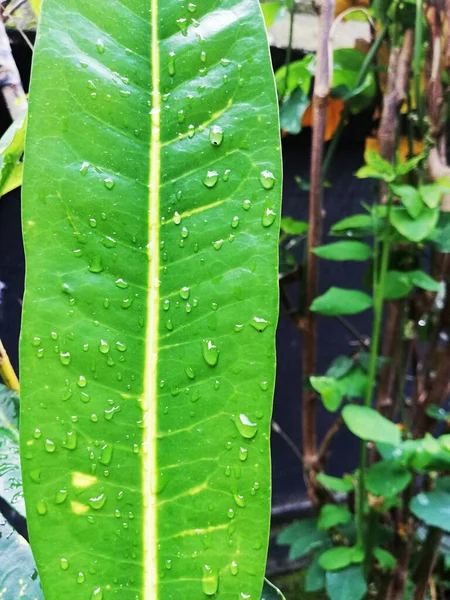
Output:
[
  {"xmin": 413, "ymin": 0, "xmax": 424, "ymax": 136},
  {"xmin": 356, "ymin": 223, "xmax": 392, "ymax": 549},
  {"xmin": 0, "ymin": 339, "xmax": 19, "ymax": 391},
  {"xmin": 281, "ymin": 0, "xmax": 296, "ymax": 102}
]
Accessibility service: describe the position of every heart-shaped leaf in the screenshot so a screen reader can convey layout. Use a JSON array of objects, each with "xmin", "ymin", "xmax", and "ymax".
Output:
[{"xmin": 21, "ymin": 1, "xmax": 281, "ymax": 599}]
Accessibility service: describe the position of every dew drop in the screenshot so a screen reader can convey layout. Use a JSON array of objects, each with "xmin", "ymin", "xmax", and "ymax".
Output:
[
  {"xmin": 250, "ymin": 316, "xmax": 270, "ymax": 332},
  {"xmin": 262, "ymin": 204, "xmax": 276, "ymax": 227},
  {"xmin": 239, "ymin": 447, "xmax": 248, "ymax": 461},
  {"xmin": 223, "ymin": 169, "xmax": 231, "ymax": 182},
  {"xmin": 213, "ymin": 239, "xmax": 224, "ymax": 251},
  {"xmin": 99, "ymin": 339, "xmax": 109, "ymax": 354},
  {"xmin": 176, "ymin": 18, "xmax": 188, "ymax": 35},
  {"xmin": 259, "ymin": 170, "xmax": 276, "ymax": 190},
  {"xmin": 59, "ymin": 352, "xmax": 71, "ymax": 366},
  {"xmin": 203, "ymin": 170, "xmax": 219, "ymax": 188},
  {"xmin": 89, "ymin": 493, "xmax": 106, "ymax": 510},
  {"xmin": 77, "ymin": 376, "xmax": 87, "ymax": 388},
  {"xmin": 242, "ymin": 199, "xmax": 252, "ymax": 211},
  {"xmin": 260, "ymin": 380, "xmax": 269, "ymax": 391},
  {"xmin": 36, "ymin": 500, "xmax": 47, "ymax": 515},
  {"xmin": 80, "ymin": 162, "xmax": 90, "ymax": 175},
  {"xmin": 231, "ymin": 561, "xmax": 239, "ymax": 576},
  {"xmin": 168, "ymin": 52, "xmax": 176, "ymax": 76},
  {"xmin": 188, "ymin": 2, "xmax": 197, "ymax": 12},
  {"xmin": 55, "ymin": 489, "xmax": 68, "ymax": 504},
  {"xmin": 163, "ymin": 299, "xmax": 170, "ymax": 311},
  {"xmin": 231, "ymin": 216, "xmax": 239, "ymax": 229},
  {"xmin": 104, "ymin": 178, "xmax": 115, "ymax": 190},
  {"xmin": 63, "ymin": 431, "xmax": 77, "ymax": 450},
  {"xmin": 202, "ymin": 339, "xmax": 219, "ymax": 367},
  {"xmin": 115, "ymin": 278, "xmax": 129, "ymax": 289},
  {"xmin": 234, "ymin": 324, "xmax": 244, "ymax": 333},
  {"xmin": 186, "ymin": 367, "xmax": 196, "ymax": 380},
  {"xmin": 77, "ymin": 572, "xmax": 85, "ymax": 584},
  {"xmin": 180, "ymin": 286, "xmax": 190, "ymax": 300},
  {"xmin": 45, "ymin": 439, "xmax": 56, "ymax": 453},
  {"xmin": 96, "ymin": 39, "xmax": 105, "ymax": 54},
  {"xmin": 116, "ymin": 341, "xmax": 127, "ymax": 352},
  {"xmin": 99, "ymin": 443, "xmax": 113, "ymax": 466},
  {"xmin": 173, "ymin": 211, "xmax": 182, "ymax": 225},
  {"xmin": 165, "ymin": 319, "xmax": 174, "ymax": 331},
  {"xmin": 101, "ymin": 235, "xmax": 117, "ymax": 248},
  {"xmin": 209, "ymin": 125, "xmax": 224, "ymax": 146},
  {"xmin": 88, "ymin": 256, "xmax": 104, "ymax": 274},
  {"xmin": 60, "ymin": 558, "xmax": 69, "ymax": 571},
  {"xmin": 202, "ymin": 565, "xmax": 219, "ymax": 596},
  {"xmin": 91, "ymin": 588, "xmax": 103, "ymax": 600},
  {"xmin": 233, "ymin": 493, "xmax": 246, "ymax": 508},
  {"xmin": 234, "ymin": 414, "xmax": 258, "ymax": 439}
]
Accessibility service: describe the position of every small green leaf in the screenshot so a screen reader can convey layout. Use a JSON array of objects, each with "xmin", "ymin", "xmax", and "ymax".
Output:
[
  {"xmin": 280, "ymin": 216, "xmax": 309, "ymax": 235},
  {"xmin": 275, "ymin": 56, "xmax": 314, "ymax": 97},
  {"xmin": 326, "ymin": 356, "xmax": 355, "ymax": 379},
  {"xmin": 277, "ymin": 519, "xmax": 328, "ymax": 559},
  {"xmin": 331, "ymin": 214, "xmax": 379, "ymax": 237},
  {"xmin": 384, "ymin": 270, "xmax": 414, "ymax": 300},
  {"xmin": 318, "ymin": 505, "xmax": 352, "ymax": 531},
  {"xmin": 310, "ymin": 376, "xmax": 343, "ymax": 412},
  {"xmin": 261, "ymin": 578, "xmax": 286, "ymax": 600},
  {"xmin": 326, "ymin": 565, "xmax": 367, "ymax": 600},
  {"xmin": 366, "ymin": 460, "xmax": 412, "ymax": 497},
  {"xmin": 313, "ymin": 241, "xmax": 372, "ymax": 261},
  {"xmin": 351, "ymin": 546, "xmax": 365, "ymax": 563},
  {"xmin": 338, "ymin": 366, "xmax": 368, "ymax": 399},
  {"xmin": 260, "ymin": 1, "xmax": 284, "ymax": 28},
  {"xmin": 319, "ymin": 547, "xmax": 353, "ymax": 571},
  {"xmin": 331, "ymin": 49, "xmax": 376, "ymax": 114},
  {"xmin": 310, "ymin": 288, "xmax": 372, "ymax": 317},
  {"xmin": 305, "ymin": 552, "xmax": 326, "ymax": 592},
  {"xmin": 409, "ymin": 270, "xmax": 440, "ymax": 292},
  {"xmin": 280, "ymin": 87, "xmax": 310, "ymax": 134},
  {"xmin": 374, "ymin": 547, "xmax": 396, "ymax": 570},
  {"xmin": 342, "ymin": 405, "xmax": 401, "ymax": 445},
  {"xmin": 390, "ymin": 206, "xmax": 439, "ymax": 242},
  {"xmin": 316, "ymin": 473, "xmax": 353, "ymax": 493},
  {"xmin": 358, "ymin": 150, "xmax": 395, "ymax": 181},
  {"xmin": 390, "ymin": 184, "xmax": 423, "ymax": 219},
  {"xmin": 395, "ymin": 153, "xmax": 425, "ymax": 176},
  {"xmin": 420, "ymin": 184, "xmax": 442, "ymax": 209},
  {"xmin": 410, "ymin": 491, "xmax": 450, "ymax": 532},
  {"xmin": 0, "ymin": 113, "xmax": 27, "ymax": 197},
  {"xmin": 426, "ymin": 405, "xmax": 450, "ymax": 422}
]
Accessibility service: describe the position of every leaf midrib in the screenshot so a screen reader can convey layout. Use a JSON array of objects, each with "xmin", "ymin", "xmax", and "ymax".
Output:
[{"xmin": 144, "ymin": 0, "xmax": 160, "ymax": 596}]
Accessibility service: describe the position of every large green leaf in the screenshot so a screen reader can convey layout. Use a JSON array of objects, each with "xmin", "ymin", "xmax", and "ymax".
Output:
[
  {"xmin": 0, "ymin": 514, "xmax": 43, "ymax": 600},
  {"xmin": 21, "ymin": 1, "xmax": 281, "ymax": 599},
  {"xmin": 0, "ymin": 384, "xmax": 24, "ymax": 516}
]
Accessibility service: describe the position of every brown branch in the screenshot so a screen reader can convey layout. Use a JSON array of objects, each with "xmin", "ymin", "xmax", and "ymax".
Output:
[
  {"xmin": 385, "ymin": 518, "xmax": 415, "ymax": 600},
  {"xmin": 317, "ymin": 416, "xmax": 343, "ymax": 467},
  {"xmin": 299, "ymin": 0, "xmax": 336, "ymax": 506},
  {"xmin": 376, "ymin": 31, "xmax": 415, "ymax": 418}
]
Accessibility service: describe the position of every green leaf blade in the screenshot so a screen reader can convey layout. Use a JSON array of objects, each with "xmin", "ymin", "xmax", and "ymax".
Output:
[
  {"xmin": 21, "ymin": 2, "xmax": 281, "ymax": 599},
  {"xmin": 313, "ymin": 241, "xmax": 372, "ymax": 261},
  {"xmin": 310, "ymin": 288, "xmax": 373, "ymax": 316},
  {"xmin": 342, "ymin": 405, "xmax": 401, "ymax": 445}
]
